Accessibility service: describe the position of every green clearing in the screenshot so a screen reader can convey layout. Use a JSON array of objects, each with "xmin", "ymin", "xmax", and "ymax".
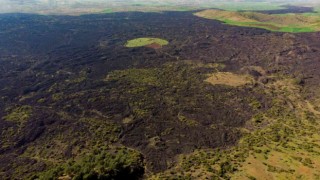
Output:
[
  {"xmin": 194, "ymin": 9, "xmax": 320, "ymax": 33},
  {"xmin": 125, "ymin": 38, "xmax": 168, "ymax": 48}
]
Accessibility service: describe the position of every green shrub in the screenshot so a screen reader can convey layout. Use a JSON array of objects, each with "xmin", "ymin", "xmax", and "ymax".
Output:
[
  {"xmin": 3, "ymin": 105, "xmax": 32, "ymax": 123},
  {"xmin": 38, "ymin": 148, "xmax": 144, "ymax": 180}
]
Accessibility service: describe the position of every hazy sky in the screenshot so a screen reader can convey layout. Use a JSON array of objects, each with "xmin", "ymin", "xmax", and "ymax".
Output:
[{"xmin": 0, "ymin": 0, "xmax": 319, "ymax": 15}]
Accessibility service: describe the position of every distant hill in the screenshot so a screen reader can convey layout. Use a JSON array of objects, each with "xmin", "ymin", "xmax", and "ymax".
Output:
[
  {"xmin": 0, "ymin": 0, "xmax": 319, "ymax": 15},
  {"xmin": 194, "ymin": 9, "xmax": 320, "ymax": 32}
]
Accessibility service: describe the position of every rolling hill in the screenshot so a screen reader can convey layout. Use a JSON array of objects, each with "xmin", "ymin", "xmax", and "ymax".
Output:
[{"xmin": 194, "ymin": 9, "xmax": 320, "ymax": 32}]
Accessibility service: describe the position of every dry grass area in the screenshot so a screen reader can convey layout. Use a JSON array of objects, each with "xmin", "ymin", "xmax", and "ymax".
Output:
[
  {"xmin": 125, "ymin": 38, "xmax": 168, "ymax": 48},
  {"xmin": 205, "ymin": 72, "xmax": 253, "ymax": 87},
  {"xmin": 231, "ymin": 78, "xmax": 320, "ymax": 180},
  {"xmin": 232, "ymin": 137, "xmax": 320, "ymax": 180}
]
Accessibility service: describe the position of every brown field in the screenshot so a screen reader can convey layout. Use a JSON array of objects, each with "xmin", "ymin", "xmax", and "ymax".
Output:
[{"xmin": 205, "ymin": 72, "xmax": 253, "ymax": 87}]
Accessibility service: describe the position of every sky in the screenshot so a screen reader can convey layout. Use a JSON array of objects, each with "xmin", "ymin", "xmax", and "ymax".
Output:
[{"xmin": 0, "ymin": 0, "xmax": 319, "ymax": 15}]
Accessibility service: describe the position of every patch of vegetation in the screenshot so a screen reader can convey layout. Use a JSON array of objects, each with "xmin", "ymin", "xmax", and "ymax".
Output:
[
  {"xmin": 151, "ymin": 75, "xmax": 320, "ymax": 179},
  {"xmin": 102, "ymin": 8, "xmax": 113, "ymax": 13},
  {"xmin": 65, "ymin": 69, "xmax": 89, "ymax": 84},
  {"xmin": 38, "ymin": 147, "xmax": 144, "ymax": 180},
  {"xmin": 125, "ymin": 38, "xmax": 168, "ymax": 48},
  {"xmin": 52, "ymin": 93, "xmax": 63, "ymax": 101},
  {"xmin": 3, "ymin": 105, "xmax": 32, "ymax": 123},
  {"xmin": 194, "ymin": 9, "xmax": 320, "ymax": 33},
  {"xmin": 107, "ymin": 68, "xmax": 160, "ymax": 86},
  {"xmin": 80, "ymin": 118, "xmax": 121, "ymax": 143},
  {"xmin": 178, "ymin": 113, "xmax": 199, "ymax": 127},
  {"xmin": 105, "ymin": 61, "xmax": 262, "ymax": 172}
]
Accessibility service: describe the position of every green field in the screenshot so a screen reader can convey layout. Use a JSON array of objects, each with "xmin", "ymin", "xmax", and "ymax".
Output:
[
  {"xmin": 194, "ymin": 9, "xmax": 320, "ymax": 33},
  {"xmin": 125, "ymin": 38, "xmax": 169, "ymax": 48}
]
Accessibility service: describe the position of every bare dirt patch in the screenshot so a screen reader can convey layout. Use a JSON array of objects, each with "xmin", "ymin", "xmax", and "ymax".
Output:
[
  {"xmin": 145, "ymin": 42, "xmax": 163, "ymax": 49},
  {"xmin": 205, "ymin": 72, "xmax": 253, "ymax": 87}
]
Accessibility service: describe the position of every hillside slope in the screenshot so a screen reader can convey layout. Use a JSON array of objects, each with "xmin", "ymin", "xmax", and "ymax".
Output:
[{"xmin": 194, "ymin": 9, "xmax": 320, "ymax": 32}]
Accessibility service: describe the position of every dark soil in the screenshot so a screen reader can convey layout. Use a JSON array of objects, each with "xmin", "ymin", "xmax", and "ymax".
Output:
[{"xmin": 0, "ymin": 9, "xmax": 320, "ymax": 178}]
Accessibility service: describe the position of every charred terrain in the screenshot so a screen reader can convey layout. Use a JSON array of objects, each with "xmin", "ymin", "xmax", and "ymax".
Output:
[{"xmin": 1, "ymin": 7, "xmax": 320, "ymax": 180}]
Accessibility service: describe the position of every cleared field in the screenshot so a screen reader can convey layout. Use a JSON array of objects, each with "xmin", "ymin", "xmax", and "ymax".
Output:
[
  {"xmin": 125, "ymin": 38, "xmax": 169, "ymax": 48},
  {"xmin": 194, "ymin": 9, "xmax": 320, "ymax": 33},
  {"xmin": 205, "ymin": 72, "xmax": 253, "ymax": 87}
]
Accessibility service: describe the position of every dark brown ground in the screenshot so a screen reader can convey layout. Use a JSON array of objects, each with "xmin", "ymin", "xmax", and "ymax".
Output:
[
  {"xmin": 145, "ymin": 42, "xmax": 162, "ymax": 49},
  {"xmin": 0, "ymin": 9, "xmax": 320, "ymax": 179}
]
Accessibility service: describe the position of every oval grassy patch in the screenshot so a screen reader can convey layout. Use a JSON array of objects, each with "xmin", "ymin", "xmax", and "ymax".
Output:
[{"xmin": 125, "ymin": 38, "xmax": 169, "ymax": 48}]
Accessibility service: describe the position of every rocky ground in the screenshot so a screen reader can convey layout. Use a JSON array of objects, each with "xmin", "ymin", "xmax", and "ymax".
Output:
[{"xmin": 0, "ymin": 9, "xmax": 320, "ymax": 179}]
